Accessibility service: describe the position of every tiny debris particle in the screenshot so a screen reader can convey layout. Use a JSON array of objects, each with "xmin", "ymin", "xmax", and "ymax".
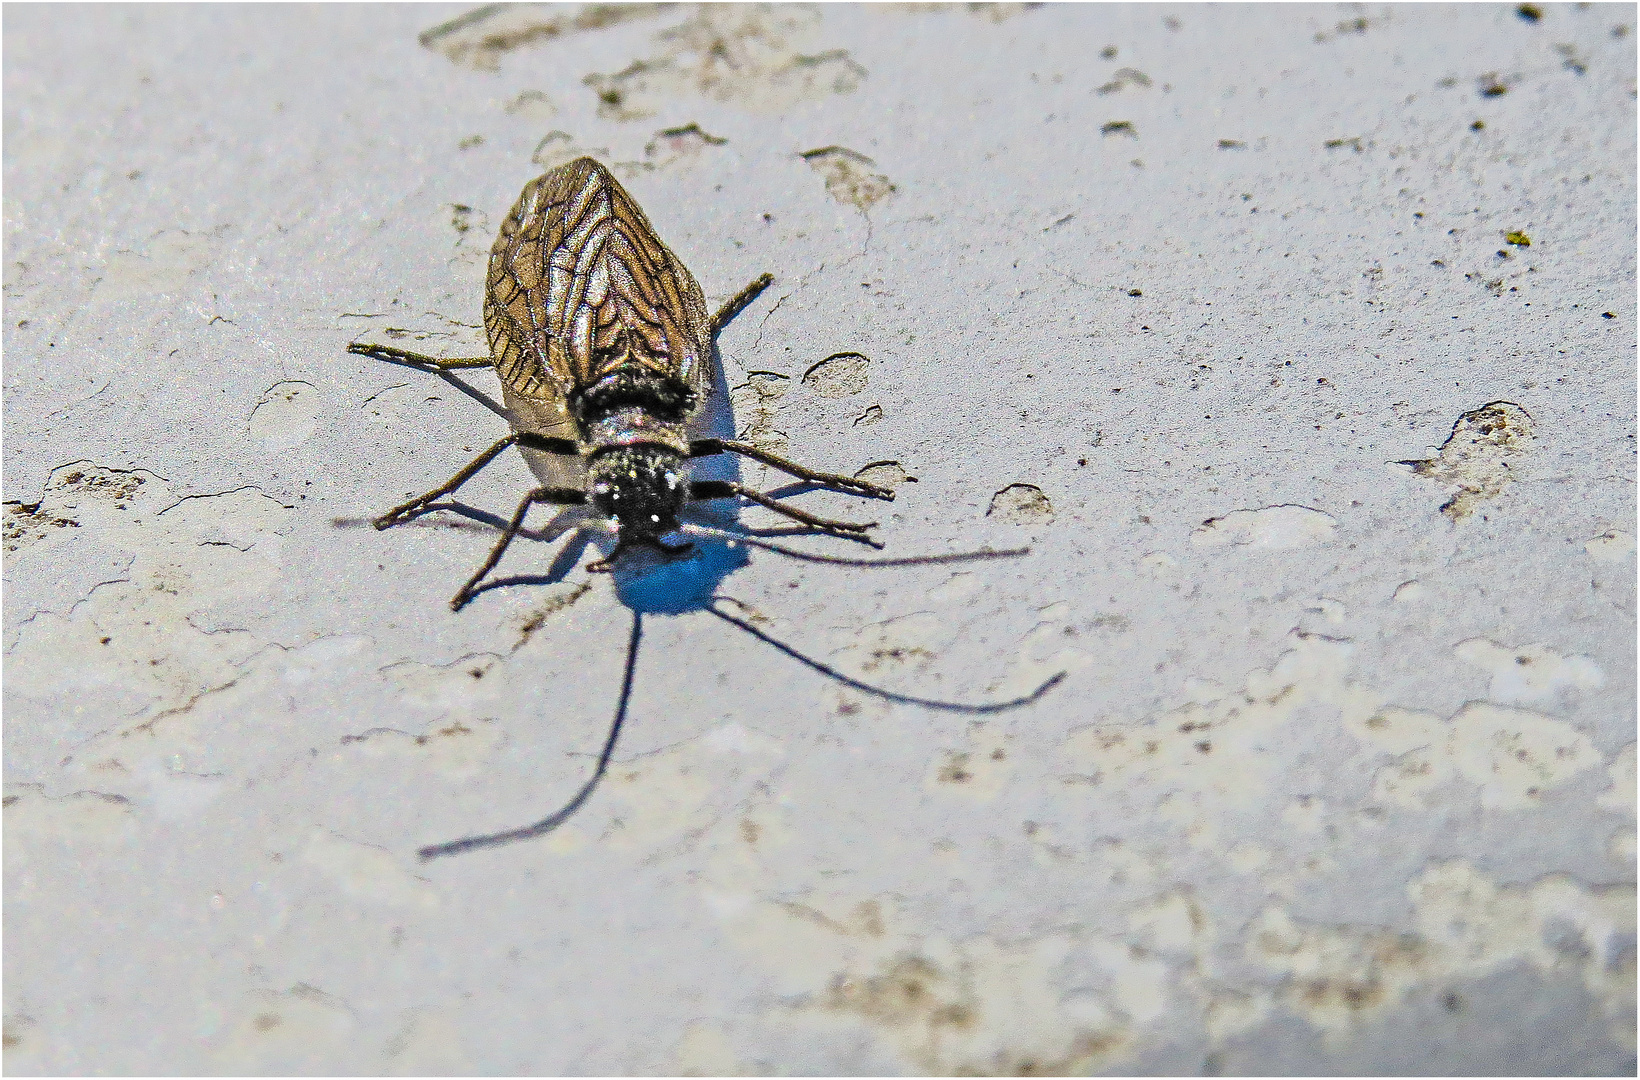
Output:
[
  {"xmin": 1101, "ymin": 120, "xmax": 1137, "ymax": 137},
  {"xmin": 1602, "ymin": 312, "xmax": 1615, "ymax": 318},
  {"xmin": 1480, "ymin": 76, "xmax": 1509, "ymax": 97},
  {"xmin": 1217, "ymin": 138, "xmax": 1246, "ymax": 149},
  {"xmin": 1504, "ymin": 230, "xmax": 1531, "ymax": 246},
  {"xmin": 1516, "ymin": 3, "xmax": 1542, "ymax": 21},
  {"xmin": 1128, "ymin": 288, "xmax": 1143, "ymax": 297},
  {"xmin": 1471, "ymin": 119, "xmax": 1486, "ymax": 130},
  {"xmin": 1100, "ymin": 44, "xmax": 1117, "ymax": 58}
]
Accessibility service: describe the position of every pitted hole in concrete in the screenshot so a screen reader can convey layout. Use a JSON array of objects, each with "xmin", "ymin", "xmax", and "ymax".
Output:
[
  {"xmin": 4, "ymin": 787, "xmax": 136, "ymax": 844},
  {"xmin": 802, "ymin": 352, "xmax": 869, "ymax": 398},
  {"xmin": 96, "ymin": 229, "xmax": 221, "ymax": 302},
  {"xmin": 1396, "ymin": 401, "xmax": 1535, "ymax": 520},
  {"xmin": 53, "ymin": 465, "xmax": 147, "ymax": 506},
  {"xmin": 643, "ymin": 122, "xmax": 726, "ymax": 167},
  {"xmin": 8, "ymin": 463, "xmax": 166, "ymax": 554},
  {"xmin": 960, "ymin": 2, "xmax": 1043, "ymax": 23},
  {"xmin": 853, "ymin": 460, "xmax": 916, "ymax": 491},
  {"xmin": 248, "ymin": 381, "xmax": 321, "ymax": 451},
  {"xmin": 581, "ymin": 8, "xmax": 866, "ymax": 121},
  {"xmin": 729, "ymin": 371, "xmax": 790, "ymax": 454},
  {"xmin": 503, "ymin": 88, "xmax": 557, "ymax": 122},
  {"xmin": 853, "ymin": 404, "xmax": 883, "ymax": 426},
  {"xmin": 4, "ymin": 502, "xmax": 80, "ymax": 553},
  {"xmin": 988, "ymin": 483, "xmax": 1054, "ymax": 524},
  {"xmin": 1190, "ymin": 505, "xmax": 1336, "ymax": 549},
  {"xmin": 531, "ymin": 130, "xmax": 612, "ymax": 171},
  {"xmin": 1584, "ymin": 529, "xmax": 1635, "ymax": 562},
  {"xmin": 1097, "ymin": 67, "xmax": 1153, "ymax": 94},
  {"xmin": 801, "ymin": 146, "xmax": 896, "ymax": 210}
]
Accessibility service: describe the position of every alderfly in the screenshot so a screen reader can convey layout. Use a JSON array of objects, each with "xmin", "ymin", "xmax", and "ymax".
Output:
[{"xmin": 350, "ymin": 158, "xmax": 1060, "ymax": 859}]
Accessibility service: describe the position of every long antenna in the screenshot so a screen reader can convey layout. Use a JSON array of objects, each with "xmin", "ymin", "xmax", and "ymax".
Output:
[
  {"xmin": 706, "ymin": 599, "xmax": 1065, "ymax": 714},
  {"xmin": 418, "ymin": 611, "xmax": 644, "ymax": 860}
]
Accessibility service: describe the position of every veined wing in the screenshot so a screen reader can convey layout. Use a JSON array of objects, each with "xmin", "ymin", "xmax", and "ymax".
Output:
[{"xmin": 484, "ymin": 157, "xmax": 713, "ymax": 407}]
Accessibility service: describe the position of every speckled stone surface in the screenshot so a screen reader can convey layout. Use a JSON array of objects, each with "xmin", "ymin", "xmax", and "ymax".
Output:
[{"xmin": 4, "ymin": 4, "xmax": 1634, "ymax": 1073}]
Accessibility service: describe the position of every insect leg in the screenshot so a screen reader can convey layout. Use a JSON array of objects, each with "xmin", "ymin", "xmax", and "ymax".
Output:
[
  {"xmin": 709, "ymin": 272, "xmax": 774, "ymax": 337},
  {"xmin": 690, "ymin": 481, "xmax": 883, "ymax": 548},
  {"xmin": 375, "ymin": 434, "xmax": 518, "ymax": 529},
  {"xmin": 376, "ymin": 433, "xmax": 582, "ymax": 530},
  {"xmin": 688, "ymin": 439, "xmax": 895, "ymax": 501},
  {"xmin": 451, "ymin": 486, "xmax": 588, "ymax": 611},
  {"xmin": 347, "ymin": 342, "xmax": 493, "ymax": 369}
]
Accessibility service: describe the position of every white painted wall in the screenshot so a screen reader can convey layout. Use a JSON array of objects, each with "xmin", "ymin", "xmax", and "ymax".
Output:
[{"xmin": 4, "ymin": 4, "xmax": 1634, "ymax": 1072}]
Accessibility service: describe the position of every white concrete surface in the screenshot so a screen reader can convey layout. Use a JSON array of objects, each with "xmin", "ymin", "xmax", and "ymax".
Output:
[{"xmin": 4, "ymin": 3, "xmax": 1634, "ymax": 1073}]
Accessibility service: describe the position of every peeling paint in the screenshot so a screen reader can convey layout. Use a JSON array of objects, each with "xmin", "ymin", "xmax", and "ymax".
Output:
[
  {"xmin": 925, "ymin": 722, "xmax": 1014, "ymax": 802},
  {"xmin": 301, "ymin": 829, "xmax": 439, "ymax": 909},
  {"xmin": 1354, "ymin": 702, "xmax": 1600, "ymax": 810},
  {"xmin": 6, "ymin": 465, "xmax": 289, "ymax": 726},
  {"xmin": 1452, "ymin": 638, "xmax": 1604, "ymax": 705},
  {"xmin": 1248, "ymin": 860, "xmax": 1634, "ymax": 1046},
  {"xmin": 1397, "ymin": 402, "xmax": 1535, "ymax": 520},
  {"xmin": 715, "ymin": 893, "xmax": 1137, "ymax": 1073},
  {"xmin": 208, "ymin": 984, "xmax": 358, "ymax": 1073},
  {"xmin": 248, "ymin": 381, "xmax": 322, "ymax": 451}
]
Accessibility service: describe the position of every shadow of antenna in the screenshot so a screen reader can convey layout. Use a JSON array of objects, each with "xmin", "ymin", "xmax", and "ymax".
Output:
[{"xmin": 705, "ymin": 597, "xmax": 1066, "ymax": 714}]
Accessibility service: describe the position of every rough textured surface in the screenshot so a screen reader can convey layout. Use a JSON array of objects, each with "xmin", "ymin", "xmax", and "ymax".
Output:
[{"xmin": 4, "ymin": 3, "xmax": 1634, "ymax": 1073}]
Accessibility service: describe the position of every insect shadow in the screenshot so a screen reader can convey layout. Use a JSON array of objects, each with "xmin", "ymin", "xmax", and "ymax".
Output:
[{"xmin": 345, "ymin": 158, "xmax": 1062, "ymax": 860}]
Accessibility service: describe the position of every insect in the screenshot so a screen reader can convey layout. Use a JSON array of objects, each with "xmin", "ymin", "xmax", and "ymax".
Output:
[
  {"xmin": 350, "ymin": 156, "xmax": 893, "ymax": 612},
  {"xmin": 350, "ymin": 158, "xmax": 1060, "ymax": 860}
]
